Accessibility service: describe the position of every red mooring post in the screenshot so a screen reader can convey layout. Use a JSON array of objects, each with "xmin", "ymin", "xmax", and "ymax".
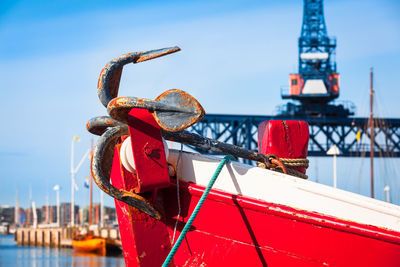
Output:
[{"xmin": 258, "ymin": 120, "xmax": 309, "ymax": 174}]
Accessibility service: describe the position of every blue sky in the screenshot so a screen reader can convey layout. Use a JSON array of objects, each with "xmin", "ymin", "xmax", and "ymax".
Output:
[{"xmin": 1, "ymin": 0, "xmax": 400, "ymax": 209}]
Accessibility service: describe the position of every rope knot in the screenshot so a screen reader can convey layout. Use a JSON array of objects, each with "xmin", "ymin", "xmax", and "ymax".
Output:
[{"xmin": 257, "ymin": 155, "xmax": 309, "ymax": 179}]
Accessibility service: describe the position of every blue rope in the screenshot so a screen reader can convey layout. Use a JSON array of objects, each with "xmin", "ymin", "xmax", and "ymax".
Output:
[{"xmin": 162, "ymin": 155, "xmax": 234, "ymax": 267}]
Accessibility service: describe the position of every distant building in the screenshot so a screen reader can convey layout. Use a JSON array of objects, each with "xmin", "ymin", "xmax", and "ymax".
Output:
[
  {"xmin": 80, "ymin": 204, "xmax": 116, "ymax": 226},
  {"xmin": 0, "ymin": 206, "xmax": 14, "ymax": 225},
  {"xmin": 39, "ymin": 206, "xmax": 47, "ymax": 224},
  {"xmin": 19, "ymin": 210, "xmax": 26, "ymax": 225},
  {"xmin": 103, "ymin": 206, "xmax": 117, "ymax": 225},
  {"xmin": 60, "ymin": 203, "xmax": 79, "ymax": 226},
  {"xmin": 39, "ymin": 205, "xmax": 57, "ymax": 224},
  {"xmin": 25, "ymin": 207, "xmax": 42, "ymax": 226},
  {"xmin": 48, "ymin": 205, "xmax": 57, "ymax": 224},
  {"xmin": 80, "ymin": 206, "xmax": 90, "ymax": 224}
]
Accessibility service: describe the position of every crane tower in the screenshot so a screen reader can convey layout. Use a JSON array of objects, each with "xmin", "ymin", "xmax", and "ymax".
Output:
[
  {"xmin": 280, "ymin": 0, "xmax": 353, "ymax": 117},
  {"xmin": 188, "ymin": 0, "xmax": 400, "ymax": 160}
]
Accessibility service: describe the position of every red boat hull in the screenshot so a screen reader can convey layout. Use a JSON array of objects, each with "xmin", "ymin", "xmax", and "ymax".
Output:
[{"xmin": 110, "ymin": 148, "xmax": 400, "ymax": 267}]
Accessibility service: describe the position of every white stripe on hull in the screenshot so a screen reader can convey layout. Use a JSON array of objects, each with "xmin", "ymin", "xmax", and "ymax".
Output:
[{"xmin": 167, "ymin": 149, "xmax": 400, "ymax": 232}]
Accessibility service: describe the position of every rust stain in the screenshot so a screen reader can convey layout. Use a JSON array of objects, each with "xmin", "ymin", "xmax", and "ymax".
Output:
[
  {"xmin": 97, "ymin": 47, "xmax": 180, "ymax": 108},
  {"xmin": 113, "ymin": 52, "xmax": 133, "ymax": 62},
  {"xmin": 119, "ymin": 189, "xmax": 161, "ymax": 220},
  {"xmin": 270, "ymin": 158, "xmax": 288, "ymax": 174},
  {"xmin": 86, "ymin": 116, "xmax": 126, "ymax": 136},
  {"xmin": 108, "ymin": 97, "xmax": 128, "ymax": 108},
  {"xmin": 90, "ymin": 47, "xmax": 190, "ymax": 221},
  {"xmin": 85, "ymin": 121, "xmax": 93, "ymax": 131},
  {"xmin": 136, "ymin": 47, "xmax": 180, "ymax": 63},
  {"xmin": 154, "ymin": 89, "xmax": 205, "ymax": 132},
  {"xmin": 97, "ymin": 75, "xmax": 104, "ymax": 89}
]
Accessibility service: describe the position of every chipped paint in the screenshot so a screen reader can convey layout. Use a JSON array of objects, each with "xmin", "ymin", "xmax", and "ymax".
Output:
[
  {"xmin": 97, "ymin": 47, "xmax": 180, "ymax": 108},
  {"xmin": 90, "ymin": 124, "xmax": 161, "ymax": 219},
  {"xmin": 183, "ymin": 252, "xmax": 207, "ymax": 267},
  {"xmin": 86, "ymin": 116, "xmax": 125, "ymax": 136},
  {"xmin": 107, "ymin": 89, "xmax": 205, "ymax": 132}
]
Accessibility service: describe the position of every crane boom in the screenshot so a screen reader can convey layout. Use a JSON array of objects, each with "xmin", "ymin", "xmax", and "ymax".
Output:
[{"xmin": 280, "ymin": 0, "xmax": 352, "ymax": 117}]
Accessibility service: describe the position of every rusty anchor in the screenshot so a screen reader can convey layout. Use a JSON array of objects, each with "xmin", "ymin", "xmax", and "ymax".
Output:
[
  {"xmin": 89, "ymin": 46, "xmax": 206, "ymax": 219},
  {"xmin": 97, "ymin": 46, "xmax": 181, "ymax": 108},
  {"xmin": 88, "ymin": 46, "xmax": 288, "ymax": 219}
]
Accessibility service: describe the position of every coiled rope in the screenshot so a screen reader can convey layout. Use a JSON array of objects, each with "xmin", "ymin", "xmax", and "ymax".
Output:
[
  {"xmin": 258, "ymin": 158, "xmax": 309, "ymax": 179},
  {"xmin": 162, "ymin": 155, "xmax": 234, "ymax": 267},
  {"xmin": 280, "ymin": 158, "xmax": 309, "ymax": 168}
]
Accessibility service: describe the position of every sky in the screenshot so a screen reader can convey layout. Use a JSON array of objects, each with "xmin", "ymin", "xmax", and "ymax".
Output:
[{"xmin": 1, "ymin": 0, "xmax": 400, "ymax": 209}]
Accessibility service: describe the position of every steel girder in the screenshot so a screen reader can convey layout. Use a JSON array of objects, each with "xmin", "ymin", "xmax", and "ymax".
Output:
[{"xmin": 187, "ymin": 114, "xmax": 400, "ymax": 158}]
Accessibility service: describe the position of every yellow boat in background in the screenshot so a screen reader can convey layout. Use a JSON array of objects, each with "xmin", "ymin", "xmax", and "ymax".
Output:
[
  {"xmin": 72, "ymin": 235, "xmax": 121, "ymax": 255},
  {"xmin": 72, "ymin": 235, "xmax": 106, "ymax": 255}
]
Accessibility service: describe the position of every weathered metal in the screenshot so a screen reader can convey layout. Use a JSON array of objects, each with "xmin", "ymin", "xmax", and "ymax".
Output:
[
  {"xmin": 88, "ymin": 116, "xmax": 286, "ymax": 176},
  {"xmin": 88, "ymin": 47, "xmax": 288, "ymax": 220},
  {"xmin": 90, "ymin": 120, "xmax": 288, "ymax": 212},
  {"xmin": 88, "ymin": 115, "xmax": 288, "ymax": 218},
  {"xmin": 97, "ymin": 46, "xmax": 180, "ymax": 108},
  {"xmin": 86, "ymin": 116, "xmax": 125, "ymax": 136},
  {"xmin": 91, "ymin": 125, "xmax": 161, "ymax": 219},
  {"xmin": 108, "ymin": 89, "xmax": 205, "ymax": 132},
  {"xmin": 88, "ymin": 47, "xmax": 205, "ymax": 219},
  {"xmin": 162, "ymin": 130, "xmax": 283, "ymax": 170}
]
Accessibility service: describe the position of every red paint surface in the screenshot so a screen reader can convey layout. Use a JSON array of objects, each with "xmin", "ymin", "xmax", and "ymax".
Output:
[
  {"xmin": 127, "ymin": 108, "xmax": 170, "ymax": 193},
  {"xmin": 113, "ymin": 172, "xmax": 400, "ymax": 266},
  {"xmin": 111, "ymin": 110, "xmax": 174, "ymax": 266},
  {"xmin": 161, "ymin": 182, "xmax": 400, "ymax": 266},
  {"xmin": 110, "ymin": 145, "xmax": 139, "ymax": 266},
  {"xmin": 110, "ymin": 115, "xmax": 400, "ymax": 266},
  {"xmin": 111, "ymin": 144, "xmax": 173, "ymax": 267},
  {"xmin": 258, "ymin": 120, "xmax": 309, "ymax": 174}
]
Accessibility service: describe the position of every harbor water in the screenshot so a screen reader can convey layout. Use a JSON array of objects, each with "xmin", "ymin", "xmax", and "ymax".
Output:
[{"xmin": 0, "ymin": 235, "xmax": 125, "ymax": 266}]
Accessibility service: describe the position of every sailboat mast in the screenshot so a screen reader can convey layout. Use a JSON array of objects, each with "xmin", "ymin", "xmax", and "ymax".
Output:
[
  {"xmin": 89, "ymin": 140, "xmax": 93, "ymax": 226},
  {"xmin": 370, "ymin": 68, "xmax": 374, "ymax": 198},
  {"xmin": 15, "ymin": 187, "xmax": 19, "ymax": 226}
]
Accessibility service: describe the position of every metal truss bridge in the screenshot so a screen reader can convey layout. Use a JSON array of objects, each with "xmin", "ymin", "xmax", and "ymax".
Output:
[{"xmin": 188, "ymin": 114, "xmax": 400, "ymax": 158}]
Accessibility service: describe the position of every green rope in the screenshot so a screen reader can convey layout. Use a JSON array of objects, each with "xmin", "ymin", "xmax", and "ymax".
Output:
[{"xmin": 162, "ymin": 155, "xmax": 234, "ymax": 267}]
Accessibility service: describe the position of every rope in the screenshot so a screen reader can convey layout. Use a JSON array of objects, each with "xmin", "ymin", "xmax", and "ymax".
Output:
[
  {"xmin": 285, "ymin": 167, "xmax": 308, "ymax": 179},
  {"xmin": 279, "ymin": 158, "xmax": 309, "ymax": 168},
  {"xmin": 162, "ymin": 155, "xmax": 234, "ymax": 267},
  {"xmin": 257, "ymin": 157, "xmax": 309, "ymax": 179}
]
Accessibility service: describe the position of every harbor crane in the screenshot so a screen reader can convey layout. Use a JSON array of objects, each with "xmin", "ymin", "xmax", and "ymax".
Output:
[
  {"xmin": 188, "ymin": 0, "xmax": 400, "ymax": 158},
  {"xmin": 279, "ymin": 0, "xmax": 352, "ymax": 118}
]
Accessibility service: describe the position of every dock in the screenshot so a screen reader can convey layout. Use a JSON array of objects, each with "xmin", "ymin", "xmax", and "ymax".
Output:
[{"xmin": 15, "ymin": 227, "xmax": 120, "ymax": 248}]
